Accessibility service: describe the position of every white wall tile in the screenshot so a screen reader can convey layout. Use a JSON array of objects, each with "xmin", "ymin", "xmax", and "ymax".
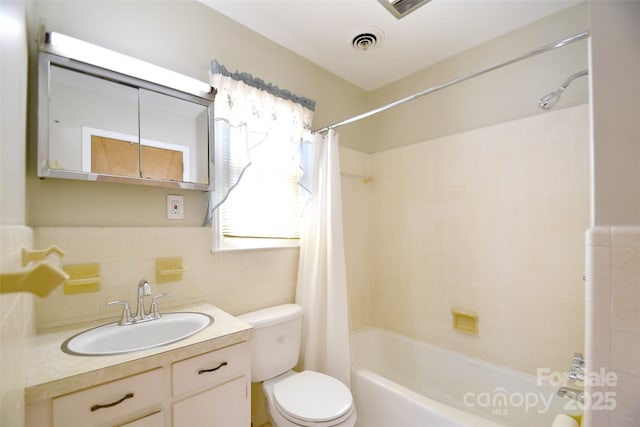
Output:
[
  {"xmin": 0, "ymin": 225, "xmax": 35, "ymax": 427},
  {"xmin": 33, "ymin": 227, "xmax": 301, "ymax": 328},
  {"xmin": 586, "ymin": 226, "xmax": 640, "ymax": 425},
  {"xmin": 368, "ymin": 105, "xmax": 590, "ymax": 375}
]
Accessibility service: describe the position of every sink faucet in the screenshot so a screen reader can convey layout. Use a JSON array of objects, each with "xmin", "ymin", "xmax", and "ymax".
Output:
[
  {"xmin": 134, "ymin": 279, "xmax": 152, "ymax": 321},
  {"xmin": 106, "ymin": 279, "xmax": 171, "ymax": 325}
]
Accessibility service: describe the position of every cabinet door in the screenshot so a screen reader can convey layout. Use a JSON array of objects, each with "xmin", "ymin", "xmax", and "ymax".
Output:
[{"xmin": 173, "ymin": 376, "xmax": 250, "ymax": 427}]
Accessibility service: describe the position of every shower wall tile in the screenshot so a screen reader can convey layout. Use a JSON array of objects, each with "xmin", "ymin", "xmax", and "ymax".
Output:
[
  {"xmin": 368, "ymin": 104, "xmax": 590, "ymax": 375},
  {"xmin": 340, "ymin": 147, "xmax": 372, "ymax": 331}
]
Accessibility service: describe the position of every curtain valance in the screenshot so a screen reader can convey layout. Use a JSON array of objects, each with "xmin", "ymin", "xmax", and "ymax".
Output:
[{"xmin": 210, "ymin": 60, "xmax": 316, "ymax": 111}]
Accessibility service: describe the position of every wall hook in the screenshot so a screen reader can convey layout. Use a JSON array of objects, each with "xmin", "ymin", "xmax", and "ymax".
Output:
[{"xmin": 22, "ymin": 245, "xmax": 65, "ymax": 267}]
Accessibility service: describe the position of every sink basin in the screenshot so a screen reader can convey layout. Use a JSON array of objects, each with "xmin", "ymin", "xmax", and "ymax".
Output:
[{"xmin": 62, "ymin": 312, "xmax": 214, "ymax": 356}]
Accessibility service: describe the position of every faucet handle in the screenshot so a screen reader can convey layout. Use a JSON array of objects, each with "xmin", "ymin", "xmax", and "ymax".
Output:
[
  {"xmin": 106, "ymin": 300, "xmax": 133, "ymax": 325},
  {"xmin": 568, "ymin": 367, "xmax": 585, "ymax": 382},
  {"xmin": 572, "ymin": 352, "xmax": 585, "ymax": 366},
  {"xmin": 149, "ymin": 293, "xmax": 172, "ymax": 319}
]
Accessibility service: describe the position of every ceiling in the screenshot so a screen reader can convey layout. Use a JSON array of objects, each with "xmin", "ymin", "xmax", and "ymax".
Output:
[{"xmin": 200, "ymin": 0, "xmax": 581, "ymax": 91}]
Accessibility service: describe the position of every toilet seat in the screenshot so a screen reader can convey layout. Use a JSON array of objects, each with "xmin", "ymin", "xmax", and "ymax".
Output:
[{"xmin": 272, "ymin": 371, "xmax": 354, "ymax": 427}]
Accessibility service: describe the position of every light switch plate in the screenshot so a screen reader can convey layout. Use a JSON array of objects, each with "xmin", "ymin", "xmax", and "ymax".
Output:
[{"xmin": 167, "ymin": 195, "xmax": 184, "ymax": 219}]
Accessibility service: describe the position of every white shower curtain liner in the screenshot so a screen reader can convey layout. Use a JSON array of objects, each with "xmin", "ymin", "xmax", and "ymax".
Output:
[{"xmin": 296, "ymin": 129, "xmax": 351, "ymax": 387}]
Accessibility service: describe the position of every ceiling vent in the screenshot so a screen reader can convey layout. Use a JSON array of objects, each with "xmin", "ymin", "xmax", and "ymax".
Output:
[
  {"xmin": 350, "ymin": 27, "xmax": 384, "ymax": 52},
  {"xmin": 378, "ymin": 0, "xmax": 432, "ymax": 19},
  {"xmin": 352, "ymin": 33, "xmax": 378, "ymax": 51}
]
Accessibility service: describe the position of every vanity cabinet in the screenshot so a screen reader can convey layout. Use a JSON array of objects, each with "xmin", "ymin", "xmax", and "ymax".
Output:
[
  {"xmin": 172, "ymin": 342, "xmax": 250, "ymax": 427},
  {"xmin": 27, "ymin": 342, "xmax": 251, "ymax": 427}
]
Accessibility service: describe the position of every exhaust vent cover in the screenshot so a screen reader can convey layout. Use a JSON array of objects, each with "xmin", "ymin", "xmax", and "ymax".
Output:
[
  {"xmin": 378, "ymin": 0, "xmax": 432, "ymax": 19},
  {"xmin": 352, "ymin": 33, "xmax": 378, "ymax": 51},
  {"xmin": 350, "ymin": 27, "xmax": 384, "ymax": 52}
]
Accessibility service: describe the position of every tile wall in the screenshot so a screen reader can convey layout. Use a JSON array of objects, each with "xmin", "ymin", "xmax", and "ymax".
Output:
[
  {"xmin": 586, "ymin": 226, "xmax": 640, "ymax": 426},
  {"xmin": 366, "ymin": 104, "xmax": 590, "ymax": 375},
  {"xmin": 33, "ymin": 227, "xmax": 299, "ymax": 329},
  {"xmin": 0, "ymin": 226, "xmax": 35, "ymax": 427},
  {"xmin": 340, "ymin": 147, "xmax": 372, "ymax": 331}
]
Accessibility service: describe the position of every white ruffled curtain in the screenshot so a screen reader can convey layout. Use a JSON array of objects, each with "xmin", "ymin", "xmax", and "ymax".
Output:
[
  {"xmin": 204, "ymin": 61, "xmax": 314, "ymax": 225},
  {"xmin": 296, "ymin": 129, "xmax": 351, "ymax": 387}
]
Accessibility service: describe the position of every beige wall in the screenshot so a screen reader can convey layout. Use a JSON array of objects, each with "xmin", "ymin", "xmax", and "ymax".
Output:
[
  {"xmin": 1, "ymin": 0, "xmax": 28, "ymax": 225},
  {"xmin": 27, "ymin": 0, "xmax": 369, "ymax": 227},
  {"xmin": 361, "ymin": 3, "xmax": 589, "ymax": 153},
  {"xmin": 589, "ymin": 1, "xmax": 640, "ymax": 226},
  {"xmin": 0, "ymin": 1, "xmax": 35, "ymax": 427},
  {"xmin": 365, "ymin": 104, "xmax": 589, "ymax": 375}
]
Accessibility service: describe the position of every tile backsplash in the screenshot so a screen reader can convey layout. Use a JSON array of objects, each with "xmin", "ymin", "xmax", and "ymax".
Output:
[
  {"xmin": 0, "ymin": 225, "xmax": 34, "ymax": 427},
  {"xmin": 34, "ymin": 226, "xmax": 299, "ymax": 329}
]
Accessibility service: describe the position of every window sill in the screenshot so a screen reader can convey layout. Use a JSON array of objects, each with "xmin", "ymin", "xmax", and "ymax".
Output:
[{"xmin": 212, "ymin": 236, "xmax": 300, "ymax": 253}]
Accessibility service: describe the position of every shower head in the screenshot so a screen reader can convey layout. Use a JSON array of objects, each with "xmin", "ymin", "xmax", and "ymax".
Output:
[
  {"xmin": 538, "ymin": 69, "xmax": 588, "ymax": 111},
  {"xmin": 538, "ymin": 89, "xmax": 564, "ymax": 110}
]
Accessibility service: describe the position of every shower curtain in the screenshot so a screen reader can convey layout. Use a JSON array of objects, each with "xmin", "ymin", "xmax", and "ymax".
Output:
[{"xmin": 296, "ymin": 129, "xmax": 351, "ymax": 387}]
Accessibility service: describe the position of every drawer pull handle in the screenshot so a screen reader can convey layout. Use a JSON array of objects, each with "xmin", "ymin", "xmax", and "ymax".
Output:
[
  {"xmin": 198, "ymin": 361, "xmax": 228, "ymax": 375},
  {"xmin": 90, "ymin": 392, "xmax": 134, "ymax": 412}
]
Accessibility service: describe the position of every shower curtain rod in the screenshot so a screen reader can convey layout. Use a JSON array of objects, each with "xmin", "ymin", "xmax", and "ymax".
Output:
[{"xmin": 314, "ymin": 31, "xmax": 589, "ymax": 134}]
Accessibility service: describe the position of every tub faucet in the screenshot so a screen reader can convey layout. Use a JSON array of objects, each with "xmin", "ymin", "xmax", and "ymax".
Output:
[
  {"xmin": 569, "ymin": 366, "xmax": 585, "ymax": 382},
  {"xmin": 558, "ymin": 386, "xmax": 584, "ymax": 404},
  {"xmin": 134, "ymin": 279, "xmax": 152, "ymax": 321},
  {"xmin": 568, "ymin": 352, "xmax": 586, "ymax": 382}
]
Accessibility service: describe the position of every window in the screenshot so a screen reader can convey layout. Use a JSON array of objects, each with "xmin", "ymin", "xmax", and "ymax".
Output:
[
  {"xmin": 208, "ymin": 61, "xmax": 314, "ymax": 251},
  {"xmin": 217, "ymin": 134, "xmax": 303, "ymax": 250}
]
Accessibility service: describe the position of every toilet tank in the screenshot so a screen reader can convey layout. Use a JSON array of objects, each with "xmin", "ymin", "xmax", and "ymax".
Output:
[{"xmin": 237, "ymin": 304, "xmax": 303, "ymax": 382}]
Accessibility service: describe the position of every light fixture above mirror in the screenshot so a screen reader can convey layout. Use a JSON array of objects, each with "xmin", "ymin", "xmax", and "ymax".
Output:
[{"xmin": 38, "ymin": 31, "xmax": 216, "ymax": 191}]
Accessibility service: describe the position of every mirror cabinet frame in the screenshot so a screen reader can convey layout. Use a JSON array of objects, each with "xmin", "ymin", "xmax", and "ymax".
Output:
[{"xmin": 38, "ymin": 39, "xmax": 216, "ymax": 191}]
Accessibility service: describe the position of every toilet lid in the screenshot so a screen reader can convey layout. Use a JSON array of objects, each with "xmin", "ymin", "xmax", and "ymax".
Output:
[{"xmin": 273, "ymin": 371, "xmax": 353, "ymax": 426}]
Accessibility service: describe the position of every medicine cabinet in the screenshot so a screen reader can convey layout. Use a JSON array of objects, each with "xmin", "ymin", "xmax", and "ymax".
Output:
[{"xmin": 37, "ymin": 32, "xmax": 216, "ymax": 190}]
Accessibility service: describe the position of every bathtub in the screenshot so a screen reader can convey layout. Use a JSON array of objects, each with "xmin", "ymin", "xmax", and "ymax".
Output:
[{"xmin": 350, "ymin": 328, "xmax": 570, "ymax": 427}]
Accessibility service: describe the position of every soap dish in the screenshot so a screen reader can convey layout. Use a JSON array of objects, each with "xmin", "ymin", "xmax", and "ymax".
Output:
[
  {"xmin": 155, "ymin": 256, "xmax": 185, "ymax": 283},
  {"xmin": 63, "ymin": 263, "xmax": 101, "ymax": 295},
  {"xmin": 451, "ymin": 310, "xmax": 478, "ymax": 335}
]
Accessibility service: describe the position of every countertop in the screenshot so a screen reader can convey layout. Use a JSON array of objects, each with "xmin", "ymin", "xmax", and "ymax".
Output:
[{"xmin": 25, "ymin": 303, "xmax": 253, "ymax": 404}]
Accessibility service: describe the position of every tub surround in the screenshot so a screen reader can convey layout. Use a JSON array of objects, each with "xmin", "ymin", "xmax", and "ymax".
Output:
[
  {"xmin": 367, "ymin": 104, "xmax": 589, "ymax": 375},
  {"xmin": 351, "ymin": 328, "xmax": 572, "ymax": 427},
  {"xmin": 25, "ymin": 303, "xmax": 252, "ymax": 405}
]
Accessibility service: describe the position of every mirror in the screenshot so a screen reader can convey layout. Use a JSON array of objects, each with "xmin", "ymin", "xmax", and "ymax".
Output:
[{"xmin": 38, "ymin": 39, "xmax": 215, "ymax": 191}]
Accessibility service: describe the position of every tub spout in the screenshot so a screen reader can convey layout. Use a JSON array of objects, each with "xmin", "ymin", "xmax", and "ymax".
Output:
[{"xmin": 557, "ymin": 386, "xmax": 584, "ymax": 404}]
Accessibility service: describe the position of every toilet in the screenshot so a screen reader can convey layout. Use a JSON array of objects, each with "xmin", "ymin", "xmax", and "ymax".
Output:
[{"xmin": 238, "ymin": 304, "xmax": 356, "ymax": 427}]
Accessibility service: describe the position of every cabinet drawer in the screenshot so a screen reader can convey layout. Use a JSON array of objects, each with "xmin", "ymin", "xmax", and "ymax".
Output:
[
  {"xmin": 172, "ymin": 342, "xmax": 249, "ymax": 397},
  {"xmin": 53, "ymin": 369, "xmax": 163, "ymax": 427}
]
